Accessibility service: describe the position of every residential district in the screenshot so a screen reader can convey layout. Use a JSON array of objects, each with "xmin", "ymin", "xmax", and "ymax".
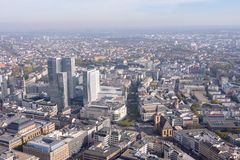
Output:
[{"xmin": 0, "ymin": 31, "xmax": 240, "ymax": 160}]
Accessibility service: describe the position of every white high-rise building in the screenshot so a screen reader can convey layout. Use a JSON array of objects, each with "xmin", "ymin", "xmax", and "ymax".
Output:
[{"xmin": 83, "ymin": 69, "xmax": 100, "ymax": 104}]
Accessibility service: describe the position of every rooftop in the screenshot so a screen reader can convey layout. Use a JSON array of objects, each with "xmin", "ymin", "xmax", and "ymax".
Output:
[
  {"xmin": 89, "ymin": 98, "xmax": 125, "ymax": 110},
  {"xmin": 25, "ymin": 136, "xmax": 65, "ymax": 153},
  {"xmin": 7, "ymin": 118, "xmax": 34, "ymax": 131},
  {"xmin": 0, "ymin": 133, "xmax": 21, "ymax": 144},
  {"xmin": 0, "ymin": 146, "xmax": 8, "ymax": 155},
  {"xmin": 12, "ymin": 150, "xmax": 39, "ymax": 160},
  {"xmin": 84, "ymin": 142, "xmax": 120, "ymax": 158},
  {"xmin": 142, "ymin": 96, "xmax": 162, "ymax": 105}
]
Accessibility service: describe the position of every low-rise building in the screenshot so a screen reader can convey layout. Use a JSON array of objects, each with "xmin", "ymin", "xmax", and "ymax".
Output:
[
  {"xmin": 0, "ymin": 118, "xmax": 55, "ymax": 149},
  {"xmin": 48, "ymin": 129, "xmax": 88, "ymax": 157},
  {"xmin": 139, "ymin": 96, "xmax": 167, "ymax": 122},
  {"xmin": 71, "ymin": 117, "xmax": 111, "ymax": 145},
  {"xmin": 83, "ymin": 142, "xmax": 121, "ymax": 160},
  {"xmin": 80, "ymin": 97, "xmax": 127, "ymax": 122},
  {"xmin": 174, "ymin": 129, "xmax": 240, "ymax": 159},
  {"xmin": 0, "ymin": 146, "xmax": 39, "ymax": 160},
  {"xmin": 23, "ymin": 136, "xmax": 69, "ymax": 160}
]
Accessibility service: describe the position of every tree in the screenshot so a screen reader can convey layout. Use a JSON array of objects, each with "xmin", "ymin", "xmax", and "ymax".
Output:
[
  {"xmin": 216, "ymin": 131, "xmax": 229, "ymax": 140},
  {"xmin": 191, "ymin": 103, "xmax": 201, "ymax": 117},
  {"xmin": 211, "ymin": 99, "xmax": 221, "ymax": 104}
]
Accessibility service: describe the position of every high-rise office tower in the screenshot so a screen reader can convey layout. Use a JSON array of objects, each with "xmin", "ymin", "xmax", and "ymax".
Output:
[
  {"xmin": 61, "ymin": 58, "xmax": 76, "ymax": 100},
  {"xmin": 47, "ymin": 58, "xmax": 62, "ymax": 83},
  {"xmin": 47, "ymin": 57, "xmax": 73, "ymax": 112},
  {"xmin": 19, "ymin": 64, "xmax": 26, "ymax": 99},
  {"xmin": 57, "ymin": 72, "xmax": 68, "ymax": 111},
  {"xmin": 0, "ymin": 75, "xmax": 8, "ymax": 100},
  {"xmin": 83, "ymin": 69, "xmax": 100, "ymax": 105}
]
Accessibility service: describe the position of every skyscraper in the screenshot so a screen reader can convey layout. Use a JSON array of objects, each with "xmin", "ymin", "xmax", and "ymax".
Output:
[
  {"xmin": 61, "ymin": 58, "xmax": 76, "ymax": 100},
  {"xmin": 0, "ymin": 75, "xmax": 8, "ymax": 100},
  {"xmin": 56, "ymin": 72, "xmax": 68, "ymax": 111},
  {"xmin": 47, "ymin": 58, "xmax": 62, "ymax": 83},
  {"xmin": 47, "ymin": 57, "xmax": 75, "ymax": 112},
  {"xmin": 83, "ymin": 69, "xmax": 100, "ymax": 105},
  {"xmin": 19, "ymin": 64, "xmax": 26, "ymax": 99}
]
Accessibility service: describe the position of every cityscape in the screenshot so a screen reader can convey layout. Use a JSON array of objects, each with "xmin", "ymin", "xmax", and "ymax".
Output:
[{"xmin": 1, "ymin": 0, "xmax": 240, "ymax": 160}]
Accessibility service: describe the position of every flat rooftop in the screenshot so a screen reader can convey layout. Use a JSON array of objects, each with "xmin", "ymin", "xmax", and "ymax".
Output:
[
  {"xmin": 89, "ymin": 98, "xmax": 125, "ymax": 110},
  {"xmin": 84, "ymin": 142, "xmax": 120, "ymax": 158},
  {"xmin": 0, "ymin": 146, "xmax": 8, "ymax": 155},
  {"xmin": 7, "ymin": 118, "xmax": 34, "ymax": 131},
  {"xmin": 13, "ymin": 150, "xmax": 39, "ymax": 160},
  {"xmin": 142, "ymin": 96, "xmax": 161, "ymax": 104},
  {"xmin": 0, "ymin": 133, "xmax": 21, "ymax": 144},
  {"xmin": 25, "ymin": 136, "xmax": 65, "ymax": 153}
]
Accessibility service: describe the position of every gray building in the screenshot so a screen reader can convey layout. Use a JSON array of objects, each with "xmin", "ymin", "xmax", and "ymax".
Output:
[
  {"xmin": 61, "ymin": 58, "xmax": 75, "ymax": 100},
  {"xmin": 0, "ymin": 75, "xmax": 8, "ymax": 100},
  {"xmin": 47, "ymin": 58, "xmax": 62, "ymax": 84},
  {"xmin": 47, "ymin": 57, "xmax": 76, "ymax": 112},
  {"xmin": 48, "ymin": 72, "xmax": 68, "ymax": 112}
]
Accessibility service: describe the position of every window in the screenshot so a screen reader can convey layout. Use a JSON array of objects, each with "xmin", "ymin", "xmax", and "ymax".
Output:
[
  {"xmin": 163, "ymin": 130, "xmax": 166, "ymax": 136},
  {"xmin": 169, "ymin": 130, "xmax": 172, "ymax": 135}
]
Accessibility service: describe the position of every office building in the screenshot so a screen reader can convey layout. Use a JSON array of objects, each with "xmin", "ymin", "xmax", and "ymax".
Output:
[
  {"xmin": 56, "ymin": 72, "xmax": 68, "ymax": 111},
  {"xmin": 80, "ymin": 97, "xmax": 127, "ymax": 122},
  {"xmin": 23, "ymin": 136, "xmax": 69, "ymax": 160},
  {"xmin": 83, "ymin": 142, "xmax": 121, "ymax": 160},
  {"xmin": 94, "ymin": 127, "xmax": 137, "ymax": 148},
  {"xmin": 174, "ymin": 129, "xmax": 240, "ymax": 159},
  {"xmin": 47, "ymin": 58, "xmax": 62, "ymax": 84},
  {"xmin": 94, "ymin": 127, "xmax": 111, "ymax": 146},
  {"xmin": 0, "ymin": 75, "xmax": 8, "ymax": 100},
  {"xmin": 48, "ymin": 72, "xmax": 68, "ymax": 112},
  {"xmin": 71, "ymin": 117, "xmax": 111, "ymax": 145},
  {"xmin": 139, "ymin": 96, "xmax": 168, "ymax": 122},
  {"xmin": 83, "ymin": 69, "xmax": 100, "ymax": 104},
  {"xmin": 48, "ymin": 57, "xmax": 75, "ymax": 112},
  {"xmin": 22, "ymin": 95, "xmax": 58, "ymax": 117},
  {"xmin": 120, "ymin": 140, "xmax": 148, "ymax": 160},
  {"xmin": 26, "ymin": 83, "xmax": 48, "ymax": 94},
  {"xmin": 17, "ymin": 64, "xmax": 26, "ymax": 99},
  {"xmin": 61, "ymin": 58, "xmax": 76, "ymax": 100},
  {"xmin": 47, "ymin": 129, "xmax": 87, "ymax": 157}
]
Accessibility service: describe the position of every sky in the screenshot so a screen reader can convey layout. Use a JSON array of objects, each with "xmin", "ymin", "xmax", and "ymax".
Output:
[{"xmin": 0, "ymin": 0, "xmax": 240, "ymax": 31}]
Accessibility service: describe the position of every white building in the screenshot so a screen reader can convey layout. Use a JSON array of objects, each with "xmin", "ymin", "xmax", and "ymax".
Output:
[
  {"xmin": 80, "ymin": 97, "xmax": 127, "ymax": 122},
  {"xmin": 83, "ymin": 69, "xmax": 100, "ymax": 104},
  {"xmin": 47, "ymin": 129, "xmax": 87, "ymax": 157}
]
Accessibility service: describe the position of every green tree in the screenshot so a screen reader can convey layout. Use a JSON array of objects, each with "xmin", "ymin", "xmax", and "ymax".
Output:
[{"xmin": 211, "ymin": 99, "xmax": 221, "ymax": 104}]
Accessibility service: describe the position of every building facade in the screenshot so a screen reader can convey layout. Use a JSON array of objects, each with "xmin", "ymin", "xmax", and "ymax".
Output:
[
  {"xmin": 47, "ymin": 57, "xmax": 76, "ymax": 112},
  {"xmin": 23, "ymin": 136, "xmax": 69, "ymax": 160},
  {"xmin": 0, "ymin": 118, "xmax": 55, "ymax": 149},
  {"xmin": 83, "ymin": 69, "xmax": 100, "ymax": 104},
  {"xmin": 154, "ymin": 114, "xmax": 173, "ymax": 137}
]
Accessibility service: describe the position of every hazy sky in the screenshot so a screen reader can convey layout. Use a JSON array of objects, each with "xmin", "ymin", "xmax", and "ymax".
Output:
[{"xmin": 0, "ymin": 0, "xmax": 239, "ymax": 31}]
